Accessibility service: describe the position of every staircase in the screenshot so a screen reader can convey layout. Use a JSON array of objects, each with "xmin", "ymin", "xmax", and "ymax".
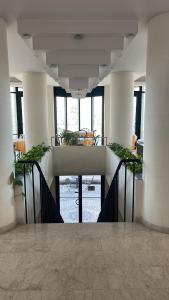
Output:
[{"xmin": 18, "ymin": 158, "xmax": 140, "ymax": 224}]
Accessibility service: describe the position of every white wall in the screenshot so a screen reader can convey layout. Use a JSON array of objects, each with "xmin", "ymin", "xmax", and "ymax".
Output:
[
  {"xmin": 53, "ymin": 146, "xmax": 106, "ymax": 175},
  {"xmin": 0, "ymin": 19, "xmax": 16, "ymax": 231}
]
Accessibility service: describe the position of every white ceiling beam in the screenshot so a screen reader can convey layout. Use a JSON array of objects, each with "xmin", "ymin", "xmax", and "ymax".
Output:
[
  {"xmin": 46, "ymin": 50, "xmax": 111, "ymax": 65},
  {"xmin": 33, "ymin": 36, "xmax": 124, "ymax": 51},
  {"xmin": 18, "ymin": 19, "xmax": 138, "ymax": 35},
  {"xmin": 69, "ymin": 78, "xmax": 89, "ymax": 90},
  {"xmin": 58, "ymin": 65, "xmax": 99, "ymax": 78}
]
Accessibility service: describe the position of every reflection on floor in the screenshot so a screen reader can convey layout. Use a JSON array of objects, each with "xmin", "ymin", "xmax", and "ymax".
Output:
[
  {"xmin": 60, "ymin": 175, "xmax": 101, "ymax": 223},
  {"xmin": 1, "ymin": 223, "xmax": 169, "ymax": 299}
]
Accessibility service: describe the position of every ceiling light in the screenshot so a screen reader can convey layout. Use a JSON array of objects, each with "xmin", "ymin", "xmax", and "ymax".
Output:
[
  {"xmin": 100, "ymin": 64, "xmax": 108, "ymax": 67},
  {"xmin": 126, "ymin": 33, "xmax": 135, "ymax": 38},
  {"xmin": 73, "ymin": 34, "xmax": 84, "ymax": 40},
  {"xmin": 22, "ymin": 33, "xmax": 31, "ymax": 39},
  {"xmin": 50, "ymin": 64, "xmax": 58, "ymax": 68}
]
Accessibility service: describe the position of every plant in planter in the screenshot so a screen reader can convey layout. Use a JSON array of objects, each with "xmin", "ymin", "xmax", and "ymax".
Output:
[
  {"xmin": 61, "ymin": 130, "xmax": 80, "ymax": 146},
  {"xmin": 109, "ymin": 143, "xmax": 143, "ymax": 174},
  {"xmin": 13, "ymin": 143, "xmax": 51, "ymax": 185}
]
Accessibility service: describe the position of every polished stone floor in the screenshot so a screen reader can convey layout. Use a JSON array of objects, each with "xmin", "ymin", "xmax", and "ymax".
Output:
[{"xmin": 0, "ymin": 223, "xmax": 169, "ymax": 299}]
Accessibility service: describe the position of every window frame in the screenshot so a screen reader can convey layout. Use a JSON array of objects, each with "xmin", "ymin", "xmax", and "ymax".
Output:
[
  {"xmin": 53, "ymin": 86, "xmax": 104, "ymax": 144},
  {"xmin": 134, "ymin": 86, "xmax": 145, "ymax": 139},
  {"xmin": 10, "ymin": 87, "xmax": 24, "ymax": 138},
  {"xmin": 55, "ymin": 175, "xmax": 105, "ymax": 223}
]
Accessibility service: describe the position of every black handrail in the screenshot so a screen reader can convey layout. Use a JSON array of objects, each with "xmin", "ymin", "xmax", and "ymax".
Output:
[
  {"xmin": 97, "ymin": 158, "xmax": 141, "ymax": 223},
  {"xmin": 17, "ymin": 160, "xmax": 64, "ymax": 224}
]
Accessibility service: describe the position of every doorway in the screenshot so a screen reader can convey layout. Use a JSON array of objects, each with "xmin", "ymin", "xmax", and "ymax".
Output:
[{"xmin": 55, "ymin": 175, "xmax": 105, "ymax": 223}]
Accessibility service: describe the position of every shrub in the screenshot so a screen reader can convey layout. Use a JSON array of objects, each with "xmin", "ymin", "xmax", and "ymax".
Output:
[
  {"xmin": 109, "ymin": 143, "xmax": 143, "ymax": 174},
  {"xmin": 14, "ymin": 143, "xmax": 51, "ymax": 179},
  {"xmin": 61, "ymin": 130, "xmax": 80, "ymax": 145}
]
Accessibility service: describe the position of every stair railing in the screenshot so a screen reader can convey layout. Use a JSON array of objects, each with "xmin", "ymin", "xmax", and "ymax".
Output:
[
  {"xmin": 17, "ymin": 160, "xmax": 64, "ymax": 224},
  {"xmin": 97, "ymin": 158, "xmax": 141, "ymax": 223}
]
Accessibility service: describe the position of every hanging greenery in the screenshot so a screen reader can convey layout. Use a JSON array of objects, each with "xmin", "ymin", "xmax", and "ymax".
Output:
[
  {"xmin": 109, "ymin": 143, "xmax": 143, "ymax": 174},
  {"xmin": 14, "ymin": 143, "xmax": 51, "ymax": 185}
]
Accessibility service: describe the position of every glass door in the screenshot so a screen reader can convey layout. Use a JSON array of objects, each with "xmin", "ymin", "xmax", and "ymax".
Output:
[
  {"xmin": 82, "ymin": 175, "xmax": 101, "ymax": 223},
  {"xmin": 59, "ymin": 176, "xmax": 79, "ymax": 223},
  {"xmin": 57, "ymin": 175, "xmax": 102, "ymax": 223}
]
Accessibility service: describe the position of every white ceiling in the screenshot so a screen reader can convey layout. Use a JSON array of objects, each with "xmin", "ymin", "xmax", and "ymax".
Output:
[
  {"xmin": 1, "ymin": 0, "xmax": 169, "ymax": 21},
  {"xmin": 1, "ymin": 0, "xmax": 169, "ymax": 95}
]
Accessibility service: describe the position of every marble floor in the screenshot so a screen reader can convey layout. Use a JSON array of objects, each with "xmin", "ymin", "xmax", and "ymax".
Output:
[{"xmin": 0, "ymin": 223, "xmax": 169, "ymax": 299}]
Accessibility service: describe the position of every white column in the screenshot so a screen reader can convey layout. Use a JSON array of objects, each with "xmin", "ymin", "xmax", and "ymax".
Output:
[
  {"xmin": 0, "ymin": 19, "xmax": 16, "ymax": 231},
  {"xmin": 143, "ymin": 13, "xmax": 169, "ymax": 231},
  {"xmin": 110, "ymin": 71, "xmax": 134, "ymax": 148},
  {"xmin": 22, "ymin": 72, "xmax": 49, "ymax": 150}
]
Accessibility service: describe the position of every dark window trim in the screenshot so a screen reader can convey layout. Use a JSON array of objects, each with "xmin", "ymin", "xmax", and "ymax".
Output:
[
  {"xmin": 11, "ymin": 87, "xmax": 23, "ymax": 138},
  {"xmin": 54, "ymin": 86, "xmax": 104, "ymax": 98},
  {"xmin": 134, "ymin": 86, "xmax": 145, "ymax": 139}
]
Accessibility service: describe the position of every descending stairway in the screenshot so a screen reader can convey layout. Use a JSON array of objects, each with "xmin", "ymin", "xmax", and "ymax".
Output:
[{"xmin": 18, "ymin": 158, "xmax": 140, "ymax": 224}]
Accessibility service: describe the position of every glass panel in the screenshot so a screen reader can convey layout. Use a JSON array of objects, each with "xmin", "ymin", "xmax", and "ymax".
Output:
[
  {"xmin": 93, "ymin": 96, "xmax": 102, "ymax": 144},
  {"xmin": 67, "ymin": 97, "xmax": 79, "ymax": 131},
  {"xmin": 140, "ymin": 92, "xmax": 145, "ymax": 139},
  {"xmin": 142, "ymin": 84, "xmax": 146, "ymax": 92},
  {"xmin": 132, "ymin": 96, "xmax": 137, "ymax": 134},
  {"xmin": 10, "ymin": 93, "xmax": 18, "ymax": 138},
  {"xmin": 60, "ymin": 176, "xmax": 79, "ymax": 223},
  {"xmin": 56, "ymin": 97, "xmax": 66, "ymax": 135},
  {"xmin": 82, "ymin": 175, "xmax": 101, "ymax": 223},
  {"xmin": 10, "ymin": 87, "xmax": 15, "ymax": 92},
  {"xmin": 21, "ymin": 97, "xmax": 25, "ymax": 135},
  {"xmin": 134, "ymin": 86, "xmax": 140, "ymax": 91},
  {"xmin": 18, "ymin": 87, "xmax": 23, "ymax": 92},
  {"xmin": 82, "ymin": 198, "xmax": 100, "ymax": 223},
  {"xmin": 80, "ymin": 97, "xmax": 91, "ymax": 131}
]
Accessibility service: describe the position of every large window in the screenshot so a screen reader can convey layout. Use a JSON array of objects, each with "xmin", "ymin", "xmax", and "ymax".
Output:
[
  {"xmin": 10, "ymin": 87, "xmax": 24, "ymax": 139},
  {"xmin": 54, "ymin": 86, "xmax": 104, "ymax": 143},
  {"xmin": 56, "ymin": 96, "xmax": 66, "ymax": 135},
  {"xmin": 80, "ymin": 97, "xmax": 92, "ymax": 130},
  {"xmin": 133, "ymin": 86, "xmax": 146, "ymax": 140},
  {"xmin": 92, "ymin": 96, "xmax": 103, "ymax": 142},
  {"xmin": 67, "ymin": 97, "xmax": 79, "ymax": 131}
]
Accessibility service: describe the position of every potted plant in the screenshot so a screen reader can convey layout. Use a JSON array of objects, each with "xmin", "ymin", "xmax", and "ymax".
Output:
[{"xmin": 61, "ymin": 130, "xmax": 80, "ymax": 146}]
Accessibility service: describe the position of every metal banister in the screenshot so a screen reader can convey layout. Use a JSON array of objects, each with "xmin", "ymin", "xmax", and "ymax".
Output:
[{"xmin": 17, "ymin": 160, "xmax": 64, "ymax": 224}]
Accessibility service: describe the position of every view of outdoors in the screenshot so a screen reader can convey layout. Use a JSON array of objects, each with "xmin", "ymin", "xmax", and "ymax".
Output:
[
  {"xmin": 10, "ymin": 87, "xmax": 25, "ymax": 139},
  {"xmin": 60, "ymin": 175, "xmax": 101, "ymax": 223},
  {"xmin": 56, "ymin": 96, "xmax": 103, "ymax": 139},
  {"xmin": 67, "ymin": 97, "xmax": 79, "ymax": 132},
  {"xmin": 11, "ymin": 92, "xmax": 18, "ymax": 137}
]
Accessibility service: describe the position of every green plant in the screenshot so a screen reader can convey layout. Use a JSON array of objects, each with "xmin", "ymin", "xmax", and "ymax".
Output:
[
  {"xmin": 14, "ymin": 143, "xmax": 51, "ymax": 184},
  {"xmin": 109, "ymin": 143, "xmax": 143, "ymax": 174},
  {"xmin": 61, "ymin": 130, "xmax": 80, "ymax": 145}
]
